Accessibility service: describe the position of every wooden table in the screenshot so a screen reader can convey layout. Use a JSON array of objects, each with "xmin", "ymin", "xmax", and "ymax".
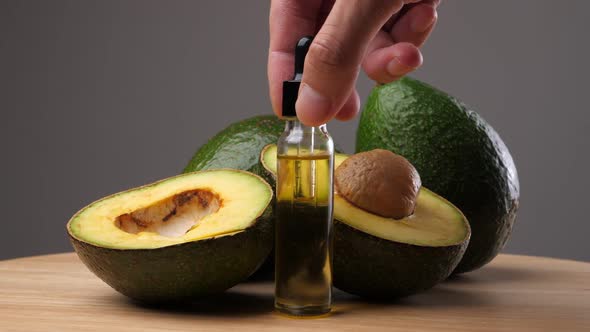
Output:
[{"xmin": 0, "ymin": 253, "xmax": 588, "ymax": 331}]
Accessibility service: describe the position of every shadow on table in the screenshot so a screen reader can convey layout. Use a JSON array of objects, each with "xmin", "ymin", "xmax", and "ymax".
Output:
[
  {"xmin": 402, "ymin": 287, "xmax": 495, "ymax": 308},
  {"xmin": 334, "ymin": 286, "xmax": 494, "ymax": 312},
  {"xmin": 104, "ymin": 263, "xmax": 545, "ymax": 317},
  {"xmin": 336, "ymin": 287, "xmax": 496, "ymax": 314},
  {"xmin": 446, "ymin": 264, "xmax": 546, "ymax": 284},
  {"xmin": 118, "ymin": 290, "xmax": 274, "ymax": 317},
  {"xmin": 334, "ymin": 262, "xmax": 548, "ymax": 312}
]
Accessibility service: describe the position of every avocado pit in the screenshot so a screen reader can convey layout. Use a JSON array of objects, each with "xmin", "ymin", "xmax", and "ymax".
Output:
[
  {"xmin": 335, "ymin": 149, "xmax": 421, "ymax": 219},
  {"xmin": 116, "ymin": 189, "xmax": 221, "ymax": 238}
]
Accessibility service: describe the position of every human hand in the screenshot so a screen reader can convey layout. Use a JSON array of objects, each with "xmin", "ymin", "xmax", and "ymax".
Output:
[{"xmin": 268, "ymin": 0, "xmax": 440, "ymax": 126}]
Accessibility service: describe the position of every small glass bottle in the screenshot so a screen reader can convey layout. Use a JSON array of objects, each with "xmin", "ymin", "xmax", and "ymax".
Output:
[{"xmin": 274, "ymin": 36, "xmax": 335, "ymax": 316}]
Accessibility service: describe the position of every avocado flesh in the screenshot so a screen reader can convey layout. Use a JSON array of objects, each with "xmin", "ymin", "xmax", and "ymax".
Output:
[
  {"xmin": 67, "ymin": 170, "xmax": 273, "ymax": 302},
  {"xmin": 335, "ymin": 191, "xmax": 467, "ymax": 247},
  {"xmin": 356, "ymin": 77, "xmax": 519, "ymax": 273},
  {"xmin": 70, "ymin": 169, "xmax": 271, "ymax": 249},
  {"xmin": 262, "ymin": 144, "xmax": 470, "ymax": 298}
]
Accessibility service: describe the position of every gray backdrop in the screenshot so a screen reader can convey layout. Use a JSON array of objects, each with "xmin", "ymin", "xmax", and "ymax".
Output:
[{"xmin": 1, "ymin": 1, "xmax": 588, "ymax": 261}]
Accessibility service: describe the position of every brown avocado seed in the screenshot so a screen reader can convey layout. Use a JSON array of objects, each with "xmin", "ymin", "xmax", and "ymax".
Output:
[{"xmin": 335, "ymin": 149, "xmax": 421, "ymax": 219}]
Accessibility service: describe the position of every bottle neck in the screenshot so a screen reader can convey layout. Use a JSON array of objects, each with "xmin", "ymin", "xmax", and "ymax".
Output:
[
  {"xmin": 284, "ymin": 118, "xmax": 327, "ymax": 132},
  {"xmin": 278, "ymin": 117, "xmax": 333, "ymax": 156}
]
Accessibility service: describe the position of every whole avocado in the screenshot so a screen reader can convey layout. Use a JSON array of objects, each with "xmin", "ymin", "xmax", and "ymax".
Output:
[
  {"xmin": 356, "ymin": 77, "xmax": 519, "ymax": 273},
  {"xmin": 183, "ymin": 115, "xmax": 284, "ymax": 185}
]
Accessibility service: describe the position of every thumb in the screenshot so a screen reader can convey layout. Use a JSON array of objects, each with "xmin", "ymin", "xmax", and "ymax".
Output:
[{"xmin": 296, "ymin": 0, "xmax": 409, "ymax": 126}]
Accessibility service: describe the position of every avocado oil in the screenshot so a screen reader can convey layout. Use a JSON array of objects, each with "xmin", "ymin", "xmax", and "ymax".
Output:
[
  {"xmin": 274, "ymin": 36, "xmax": 335, "ymax": 316},
  {"xmin": 275, "ymin": 153, "xmax": 334, "ymax": 316}
]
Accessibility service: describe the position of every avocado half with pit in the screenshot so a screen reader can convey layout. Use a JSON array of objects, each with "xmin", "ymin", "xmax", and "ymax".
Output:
[
  {"xmin": 67, "ymin": 169, "xmax": 273, "ymax": 303},
  {"xmin": 357, "ymin": 77, "xmax": 519, "ymax": 273},
  {"xmin": 261, "ymin": 144, "xmax": 470, "ymax": 298}
]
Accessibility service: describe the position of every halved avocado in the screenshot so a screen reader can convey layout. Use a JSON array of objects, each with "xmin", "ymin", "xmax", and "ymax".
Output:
[
  {"xmin": 261, "ymin": 144, "xmax": 470, "ymax": 298},
  {"xmin": 67, "ymin": 169, "xmax": 273, "ymax": 303}
]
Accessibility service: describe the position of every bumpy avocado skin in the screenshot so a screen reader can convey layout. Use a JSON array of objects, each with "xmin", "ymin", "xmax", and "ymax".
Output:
[
  {"xmin": 183, "ymin": 115, "xmax": 284, "ymax": 186},
  {"xmin": 334, "ymin": 219, "xmax": 469, "ymax": 298},
  {"xmin": 356, "ymin": 77, "xmax": 520, "ymax": 273},
  {"xmin": 70, "ymin": 206, "xmax": 273, "ymax": 303}
]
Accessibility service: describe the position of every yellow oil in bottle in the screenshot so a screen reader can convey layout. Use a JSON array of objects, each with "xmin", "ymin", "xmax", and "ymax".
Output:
[{"xmin": 275, "ymin": 153, "xmax": 334, "ymax": 316}]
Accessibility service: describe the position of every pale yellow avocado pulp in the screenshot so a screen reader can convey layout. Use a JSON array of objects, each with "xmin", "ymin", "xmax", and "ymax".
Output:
[
  {"xmin": 68, "ymin": 170, "xmax": 272, "ymax": 249},
  {"xmin": 262, "ymin": 144, "xmax": 468, "ymax": 247}
]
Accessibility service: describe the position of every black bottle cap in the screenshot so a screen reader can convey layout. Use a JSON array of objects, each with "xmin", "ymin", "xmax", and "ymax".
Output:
[{"xmin": 281, "ymin": 36, "xmax": 313, "ymax": 118}]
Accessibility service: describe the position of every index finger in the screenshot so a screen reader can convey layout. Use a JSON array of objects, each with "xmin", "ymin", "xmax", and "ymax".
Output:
[{"xmin": 268, "ymin": 0, "xmax": 324, "ymax": 117}]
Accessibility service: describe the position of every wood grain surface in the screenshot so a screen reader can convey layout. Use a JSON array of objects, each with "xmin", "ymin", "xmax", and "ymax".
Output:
[{"xmin": 0, "ymin": 253, "xmax": 588, "ymax": 332}]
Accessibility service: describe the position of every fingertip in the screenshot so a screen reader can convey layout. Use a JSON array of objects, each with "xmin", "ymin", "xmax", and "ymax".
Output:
[
  {"xmin": 363, "ymin": 42, "xmax": 422, "ymax": 84},
  {"xmin": 392, "ymin": 42, "xmax": 423, "ymax": 68},
  {"xmin": 268, "ymin": 81, "xmax": 281, "ymax": 118},
  {"xmin": 391, "ymin": 2, "xmax": 438, "ymax": 47},
  {"xmin": 386, "ymin": 45, "xmax": 422, "ymax": 80},
  {"xmin": 296, "ymin": 108, "xmax": 332, "ymax": 127},
  {"xmin": 295, "ymin": 83, "xmax": 335, "ymax": 126},
  {"xmin": 409, "ymin": 3, "xmax": 437, "ymax": 34},
  {"xmin": 335, "ymin": 91, "xmax": 360, "ymax": 121}
]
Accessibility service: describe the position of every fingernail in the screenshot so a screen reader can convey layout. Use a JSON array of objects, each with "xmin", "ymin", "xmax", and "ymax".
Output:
[
  {"xmin": 386, "ymin": 57, "xmax": 413, "ymax": 78},
  {"xmin": 411, "ymin": 8, "xmax": 437, "ymax": 33},
  {"xmin": 296, "ymin": 84, "xmax": 332, "ymax": 125}
]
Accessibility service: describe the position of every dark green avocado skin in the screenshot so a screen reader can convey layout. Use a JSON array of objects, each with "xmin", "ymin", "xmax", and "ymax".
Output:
[
  {"xmin": 333, "ymin": 220, "xmax": 469, "ymax": 298},
  {"xmin": 70, "ymin": 207, "xmax": 273, "ymax": 303},
  {"xmin": 356, "ymin": 77, "xmax": 520, "ymax": 273},
  {"xmin": 183, "ymin": 115, "xmax": 284, "ymax": 186}
]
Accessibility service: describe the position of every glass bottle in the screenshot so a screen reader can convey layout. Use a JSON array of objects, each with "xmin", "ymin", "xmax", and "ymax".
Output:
[{"xmin": 274, "ymin": 36, "xmax": 335, "ymax": 316}]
